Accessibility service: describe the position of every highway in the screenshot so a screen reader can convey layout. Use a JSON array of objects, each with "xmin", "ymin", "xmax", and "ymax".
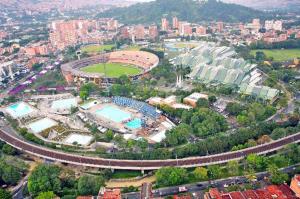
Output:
[
  {"xmin": 0, "ymin": 125, "xmax": 300, "ymax": 170},
  {"xmin": 123, "ymin": 164, "xmax": 300, "ymax": 199}
]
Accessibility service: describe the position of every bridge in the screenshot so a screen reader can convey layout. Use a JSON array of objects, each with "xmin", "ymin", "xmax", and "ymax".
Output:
[{"xmin": 0, "ymin": 128, "xmax": 299, "ymax": 171}]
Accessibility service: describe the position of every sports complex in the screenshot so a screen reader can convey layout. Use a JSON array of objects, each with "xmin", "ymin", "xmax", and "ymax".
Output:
[{"xmin": 61, "ymin": 50, "xmax": 159, "ymax": 85}]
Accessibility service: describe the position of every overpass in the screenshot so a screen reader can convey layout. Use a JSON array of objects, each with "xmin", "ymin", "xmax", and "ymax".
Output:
[{"xmin": 0, "ymin": 128, "xmax": 299, "ymax": 170}]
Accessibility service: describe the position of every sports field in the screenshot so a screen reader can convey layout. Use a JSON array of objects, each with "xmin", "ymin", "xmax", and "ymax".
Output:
[
  {"xmin": 80, "ymin": 63, "xmax": 142, "ymax": 78},
  {"xmin": 81, "ymin": 44, "xmax": 114, "ymax": 53},
  {"xmin": 251, "ymin": 49, "xmax": 300, "ymax": 61}
]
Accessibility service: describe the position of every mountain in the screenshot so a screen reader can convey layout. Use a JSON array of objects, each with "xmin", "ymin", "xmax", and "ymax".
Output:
[
  {"xmin": 98, "ymin": 0, "xmax": 270, "ymax": 24},
  {"xmin": 0, "ymin": 0, "xmax": 138, "ymax": 11},
  {"xmin": 222, "ymin": 0, "xmax": 300, "ymax": 11}
]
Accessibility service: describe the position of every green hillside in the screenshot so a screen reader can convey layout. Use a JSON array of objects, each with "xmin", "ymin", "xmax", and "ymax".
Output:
[{"xmin": 98, "ymin": 0, "xmax": 270, "ymax": 24}]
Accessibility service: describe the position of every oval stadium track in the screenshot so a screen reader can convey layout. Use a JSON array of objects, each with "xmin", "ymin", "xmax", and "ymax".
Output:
[{"xmin": 0, "ymin": 128, "xmax": 299, "ymax": 170}]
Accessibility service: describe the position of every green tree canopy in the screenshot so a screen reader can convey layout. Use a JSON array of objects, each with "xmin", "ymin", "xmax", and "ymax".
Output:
[
  {"xmin": 28, "ymin": 164, "xmax": 62, "ymax": 196},
  {"xmin": 0, "ymin": 189, "xmax": 12, "ymax": 199},
  {"xmin": 35, "ymin": 191, "xmax": 57, "ymax": 199},
  {"xmin": 77, "ymin": 175, "xmax": 105, "ymax": 196},
  {"xmin": 155, "ymin": 167, "xmax": 188, "ymax": 187},
  {"xmin": 193, "ymin": 167, "xmax": 208, "ymax": 181}
]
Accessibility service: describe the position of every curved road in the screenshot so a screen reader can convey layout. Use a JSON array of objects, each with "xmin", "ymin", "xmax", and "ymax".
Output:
[{"xmin": 0, "ymin": 128, "xmax": 299, "ymax": 170}]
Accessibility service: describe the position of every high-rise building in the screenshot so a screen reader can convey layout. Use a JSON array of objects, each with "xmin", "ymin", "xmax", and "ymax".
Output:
[
  {"xmin": 107, "ymin": 19, "xmax": 118, "ymax": 31},
  {"xmin": 274, "ymin": 20, "xmax": 283, "ymax": 31},
  {"xmin": 265, "ymin": 20, "xmax": 274, "ymax": 30},
  {"xmin": 196, "ymin": 26, "xmax": 207, "ymax": 36},
  {"xmin": 134, "ymin": 25, "xmax": 145, "ymax": 40},
  {"xmin": 216, "ymin": 22, "xmax": 224, "ymax": 32},
  {"xmin": 161, "ymin": 18, "xmax": 169, "ymax": 31},
  {"xmin": 149, "ymin": 25, "xmax": 158, "ymax": 39},
  {"xmin": 252, "ymin": 18, "xmax": 261, "ymax": 30},
  {"xmin": 120, "ymin": 27, "xmax": 130, "ymax": 39},
  {"xmin": 179, "ymin": 22, "xmax": 192, "ymax": 36},
  {"xmin": 172, "ymin": 16, "xmax": 179, "ymax": 29}
]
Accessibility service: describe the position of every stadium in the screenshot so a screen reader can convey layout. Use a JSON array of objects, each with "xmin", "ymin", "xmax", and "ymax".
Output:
[{"xmin": 61, "ymin": 50, "xmax": 159, "ymax": 86}]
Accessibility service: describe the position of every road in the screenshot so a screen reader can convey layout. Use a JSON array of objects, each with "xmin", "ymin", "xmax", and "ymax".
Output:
[
  {"xmin": 123, "ymin": 164, "xmax": 300, "ymax": 199},
  {"xmin": 0, "ymin": 123, "xmax": 300, "ymax": 170}
]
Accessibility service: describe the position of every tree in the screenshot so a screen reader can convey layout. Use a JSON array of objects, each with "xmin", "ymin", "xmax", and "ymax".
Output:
[
  {"xmin": 2, "ymin": 144, "xmax": 17, "ymax": 155},
  {"xmin": 255, "ymin": 51, "xmax": 266, "ymax": 61},
  {"xmin": 267, "ymin": 164, "xmax": 288, "ymax": 185},
  {"xmin": 193, "ymin": 167, "xmax": 208, "ymax": 181},
  {"xmin": 28, "ymin": 164, "xmax": 61, "ymax": 196},
  {"xmin": 226, "ymin": 102, "xmax": 244, "ymax": 116},
  {"xmin": 208, "ymin": 95, "xmax": 217, "ymax": 104},
  {"xmin": 226, "ymin": 161, "xmax": 240, "ymax": 176},
  {"xmin": 270, "ymin": 128, "xmax": 287, "ymax": 140},
  {"xmin": 208, "ymin": 165, "xmax": 222, "ymax": 180},
  {"xmin": 196, "ymin": 98, "xmax": 209, "ymax": 108},
  {"xmin": 246, "ymin": 154, "xmax": 268, "ymax": 171},
  {"xmin": 165, "ymin": 123, "xmax": 191, "ymax": 146},
  {"xmin": 104, "ymin": 130, "xmax": 114, "ymax": 142},
  {"xmin": 0, "ymin": 189, "xmax": 12, "ymax": 199},
  {"xmin": 1, "ymin": 165, "xmax": 21, "ymax": 185},
  {"xmin": 36, "ymin": 191, "xmax": 57, "ymax": 199},
  {"xmin": 155, "ymin": 167, "xmax": 188, "ymax": 187},
  {"xmin": 77, "ymin": 175, "xmax": 105, "ymax": 196}
]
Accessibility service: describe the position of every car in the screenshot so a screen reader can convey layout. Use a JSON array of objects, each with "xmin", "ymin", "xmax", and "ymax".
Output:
[
  {"xmin": 196, "ymin": 183, "xmax": 204, "ymax": 187},
  {"xmin": 178, "ymin": 186, "xmax": 188, "ymax": 193}
]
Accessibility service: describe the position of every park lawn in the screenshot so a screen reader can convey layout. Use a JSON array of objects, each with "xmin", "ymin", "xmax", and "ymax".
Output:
[
  {"xmin": 80, "ymin": 62, "xmax": 142, "ymax": 78},
  {"xmin": 124, "ymin": 45, "xmax": 142, "ymax": 51},
  {"xmin": 81, "ymin": 44, "xmax": 115, "ymax": 53},
  {"xmin": 110, "ymin": 170, "xmax": 142, "ymax": 179},
  {"xmin": 251, "ymin": 49, "xmax": 300, "ymax": 61}
]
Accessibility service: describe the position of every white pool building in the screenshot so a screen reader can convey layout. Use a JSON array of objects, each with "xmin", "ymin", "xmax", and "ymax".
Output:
[
  {"xmin": 64, "ymin": 134, "xmax": 93, "ymax": 146},
  {"xmin": 27, "ymin": 118, "xmax": 58, "ymax": 134},
  {"xmin": 51, "ymin": 98, "xmax": 78, "ymax": 111}
]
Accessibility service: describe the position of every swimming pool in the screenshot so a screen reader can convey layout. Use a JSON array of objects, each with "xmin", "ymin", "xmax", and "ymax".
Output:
[
  {"xmin": 6, "ymin": 102, "xmax": 34, "ymax": 118},
  {"xmin": 51, "ymin": 98, "xmax": 77, "ymax": 110},
  {"xmin": 126, "ymin": 118, "xmax": 142, "ymax": 129},
  {"xmin": 96, "ymin": 106, "xmax": 131, "ymax": 123},
  {"xmin": 27, "ymin": 118, "xmax": 57, "ymax": 134}
]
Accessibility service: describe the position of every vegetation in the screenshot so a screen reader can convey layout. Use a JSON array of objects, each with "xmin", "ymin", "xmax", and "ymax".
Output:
[
  {"xmin": 0, "ymin": 154, "xmax": 28, "ymax": 186},
  {"xmin": 0, "ymin": 188, "xmax": 12, "ymax": 199},
  {"xmin": 155, "ymin": 167, "xmax": 188, "ymax": 187},
  {"xmin": 98, "ymin": 0, "xmax": 269, "ymax": 24},
  {"xmin": 81, "ymin": 44, "xmax": 115, "ymax": 53},
  {"xmin": 77, "ymin": 175, "xmax": 105, "ymax": 196},
  {"xmin": 28, "ymin": 164, "xmax": 62, "ymax": 197},
  {"xmin": 250, "ymin": 38, "xmax": 300, "ymax": 50},
  {"xmin": 155, "ymin": 144, "xmax": 300, "ymax": 187},
  {"xmin": 31, "ymin": 71, "xmax": 66, "ymax": 89},
  {"xmin": 81, "ymin": 63, "xmax": 142, "ymax": 78},
  {"xmin": 251, "ymin": 49, "xmax": 300, "ymax": 61}
]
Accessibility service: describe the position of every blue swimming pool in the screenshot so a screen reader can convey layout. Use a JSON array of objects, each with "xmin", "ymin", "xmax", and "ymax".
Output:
[
  {"xmin": 96, "ymin": 106, "xmax": 131, "ymax": 123},
  {"xmin": 126, "ymin": 118, "xmax": 142, "ymax": 129},
  {"xmin": 6, "ymin": 102, "xmax": 34, "ymax": 118}
]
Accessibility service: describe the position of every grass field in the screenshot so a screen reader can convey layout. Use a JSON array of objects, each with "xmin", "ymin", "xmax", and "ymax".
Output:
[
  {"xmin": 81, "ymin": 44, "xmax": 115, "ymax": 53},
  {"xmin": 80, "ymin": 62, "xmax": 142, "ymax": 78},
  {"xmin": 123, "ymin": 45, "xmax": 142, "ymax": 51},
  {"xmin": 251, "ymin": 49, "xmax": 300, "ymax": 61}
]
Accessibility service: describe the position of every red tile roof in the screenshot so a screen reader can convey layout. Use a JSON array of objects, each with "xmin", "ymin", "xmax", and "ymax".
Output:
[{"xmin": 229, "ymin": 191, "xmax": 245, "ymax": 199}]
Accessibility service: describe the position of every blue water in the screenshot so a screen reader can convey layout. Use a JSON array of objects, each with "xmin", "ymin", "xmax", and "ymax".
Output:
[
  {"xmin": 96, "ymin": 106, "xmax": 131, "ymax": 123},
  {"xmin": 6, "ymin": 102, "xmax": 33, "ymax": 118},
  {"xmin": 126, "ymin": 118, "xmax": 142, "ymax": 129}
]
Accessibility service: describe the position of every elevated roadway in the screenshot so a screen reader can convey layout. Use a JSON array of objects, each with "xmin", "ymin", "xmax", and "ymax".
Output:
[{"xmin": 0, "ymin": 127, "xmax": 299, "ymax": 170}]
